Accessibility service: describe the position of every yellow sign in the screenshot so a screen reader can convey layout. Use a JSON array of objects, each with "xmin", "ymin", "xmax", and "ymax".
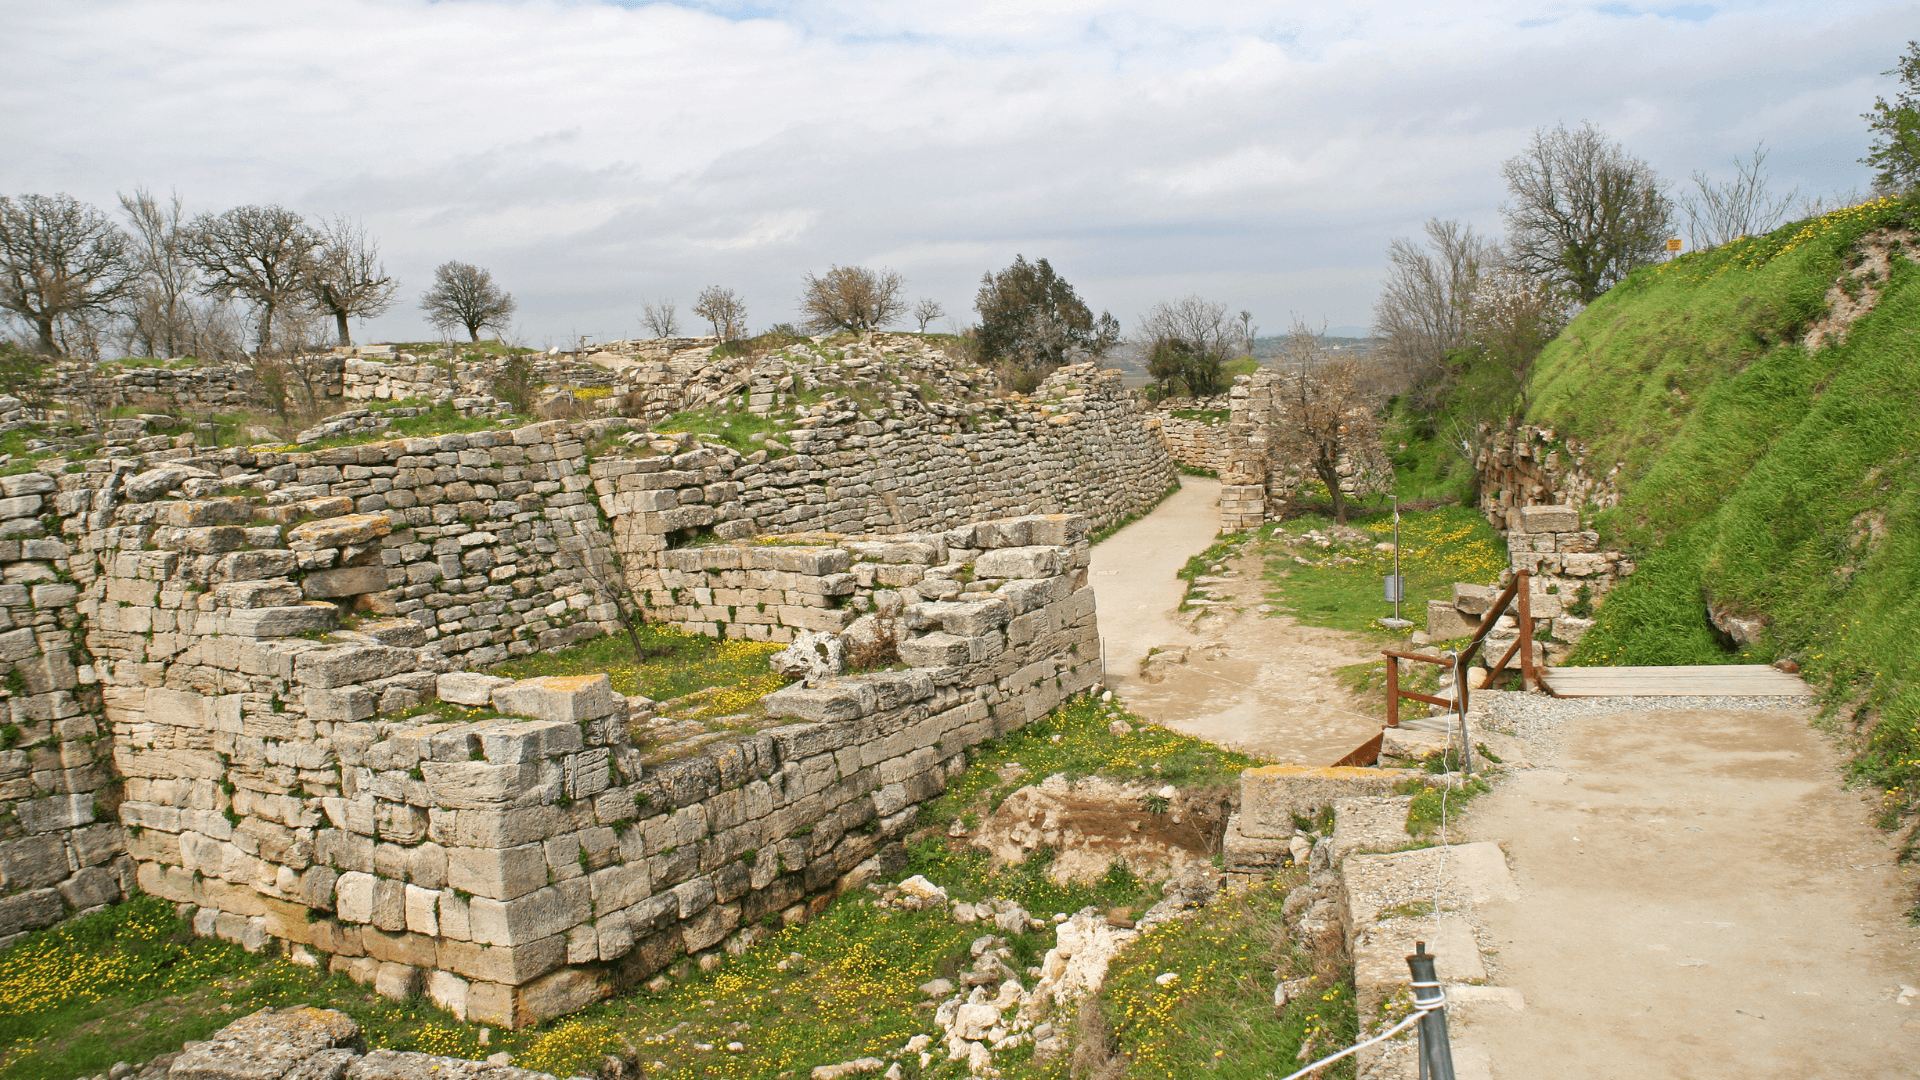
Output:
[{"xmin": 1666, "ymin": 238, "xmax": 1684, "ymax": 251}]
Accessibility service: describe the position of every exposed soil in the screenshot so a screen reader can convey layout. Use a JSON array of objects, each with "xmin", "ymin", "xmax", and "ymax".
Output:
[
  {"xmin": 1088, "ymin": 479, "xmax": 1382, "ymax": 765},
  {"xmin": 1463, "ymin": 704, "xmax": 1920, "ymax": 1077}
]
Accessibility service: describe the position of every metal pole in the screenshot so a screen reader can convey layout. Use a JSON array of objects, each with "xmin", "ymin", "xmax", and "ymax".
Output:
[
  {"xmin": 1391, "ymin": 496, "xmax": 1401, "ymax": 623},
  {"xmin": 1407, "ymin": 942, "xmax": 1456, "ymax": 1080}
]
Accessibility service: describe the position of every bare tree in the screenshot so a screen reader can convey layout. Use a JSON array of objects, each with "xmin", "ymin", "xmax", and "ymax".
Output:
[
  {"xmin": 1678, "ymin": 144, "xmax": 1799, "ymax": 251},
  {"xmin": 639, "ymin": 297, "xmax": 680, "ymax": 337},
  {"xmin": 305, "ymin": 216, "xmax": 398, "ymax": 346},
  {"xmin": 911, "ymin": 297, "xmax": 945, "ymax": 333},
  {"xmin": 1137, "ymin": 296, "xmax": 1236, "ymax": 397},
  {"xmin": 692, "ymin": 285, "xmax": 748, "ymax": 341},
  {"xmin": 187, "ymin": 204, "xmax": 320, "ymax": 352},
  {"xmin": 1500, "ymin": 122, "xmax": 1674, "ymax": 304},
  {"xmin": 1237, "ymin": 310, "xmax": 1257, "ymax": 356},
  {"xmin": 119, "ymin": 188, "xmax": 200, "ymax": 359},
  {"xmin": 1270, "ymin": 319, "xmax": 1390, "ymax": 524},
  {"xmin": 1371, "ymin": 218, "xmax": 1497, "ymax": 409},
  {"xmin": 420, "ymin": 261, "xmax": 517, "ymax": 342},
  {"xmin": 0, "ymin": 193, "xmax": 137, "ymax": 355},
  {"xmin": 798, "ymin": 265, "xmax": 907, "ymax": 333}
]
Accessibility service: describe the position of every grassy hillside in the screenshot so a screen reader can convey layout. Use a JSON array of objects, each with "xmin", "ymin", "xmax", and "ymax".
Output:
[{"xmin": 1525, "ymin": 194, "xmax": 1920, "ymax": 791}]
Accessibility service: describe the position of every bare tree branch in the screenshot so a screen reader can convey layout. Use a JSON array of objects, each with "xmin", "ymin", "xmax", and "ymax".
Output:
[
  {"xmin": 306, "ymin": 216, "xmax": 398, "ymax": 346},
  {"xmin": 0, "ymin": 193, "xmax": 137, "ymax": 355}
]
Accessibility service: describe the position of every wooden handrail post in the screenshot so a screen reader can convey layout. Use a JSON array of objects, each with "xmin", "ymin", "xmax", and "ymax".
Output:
[
  {"xmin": 1385, "ymin": 653, "xmax": 1400, "ymax": 728},
  {"xmin": 1518, "ymin": 568, "xmax": 1533, "ymax": 691}
]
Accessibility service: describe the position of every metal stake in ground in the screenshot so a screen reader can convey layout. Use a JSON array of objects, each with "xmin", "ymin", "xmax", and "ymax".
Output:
[{"xmin": 1408, "ymin": 941, "xmax": 1456, "ymax": 1080}]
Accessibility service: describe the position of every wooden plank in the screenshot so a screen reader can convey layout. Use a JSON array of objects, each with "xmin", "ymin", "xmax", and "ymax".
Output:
[{"xmin": 1538, "ymin": 665, "xmax": 1814, "ymax": 698}]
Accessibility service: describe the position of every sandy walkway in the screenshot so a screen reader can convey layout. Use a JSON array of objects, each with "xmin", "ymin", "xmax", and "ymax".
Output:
[
  {"xmin": 1087, "ymin": 478, "xmax": 1380, "ymax": 765},
  {"xmin": 1465, "ymin": 704, "xmax": 1920, "ymax": 1077}
]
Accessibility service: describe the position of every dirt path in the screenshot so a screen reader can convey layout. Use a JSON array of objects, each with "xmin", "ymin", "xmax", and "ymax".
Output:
[
  {"xmin": 1088, "ymin": 479, "xmax": 1380, "ymax": 765},
  {"xmin": 1465, "ymin": 705, "xmax": 1920, "ymax": 1078}
]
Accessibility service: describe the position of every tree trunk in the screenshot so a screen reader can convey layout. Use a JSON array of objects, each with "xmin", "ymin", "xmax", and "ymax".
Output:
[
  {"xmin": 33, "ymin": 317, "xmax": 56, "ymax": 356},
  {"xmin": 1315, "ymin": 454, "xmax": 1347, "ymax": 524},
  {"xmin": 257, "ymin": 302, "xmax": 275, "ymax": 353},
  {"xmin": 467, "ymin": 323, "xmax": 481, "ymax": 343},
  {"xmin": 335, "ymin": 310, "xmax": 352, "ymax": 347}
]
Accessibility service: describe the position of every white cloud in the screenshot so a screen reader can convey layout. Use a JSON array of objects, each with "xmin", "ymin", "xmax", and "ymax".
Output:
[{"xmin": 0, "ymin": 0, "xmax": 1907, "ymax": 346}]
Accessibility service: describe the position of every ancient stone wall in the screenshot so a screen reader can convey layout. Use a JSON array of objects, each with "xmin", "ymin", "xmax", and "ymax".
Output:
[
  {"xmin": 1218, "ymin": 373, "xmax": 1393, "ymax": 531},
  {"xmin": 0, "ymin": 470, "xmax": 131, "ymax": 948},
  {"xmin": 1148, "ymin": 396, "xmax": 1229, "ymax": 473},
  {"xmin": 0, "ymin": 387, "xmax": 1134, "ymax": 1027},
  {"xmin": 105, "ymin": 511, "xmax": 1096, "ymax": 1030},
  {"xmin": 595, "ymin": 362, "xmax": 1174, "ymax": 554},
  {"xmin": 1472, "ymin": 422, "xmax": 1623, "ymax": 533}
]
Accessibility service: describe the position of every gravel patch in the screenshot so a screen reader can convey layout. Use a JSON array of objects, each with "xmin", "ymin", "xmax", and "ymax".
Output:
[{"xmin": 1470, "ymin": 688, "xmax": 1818, "ymax": 765}]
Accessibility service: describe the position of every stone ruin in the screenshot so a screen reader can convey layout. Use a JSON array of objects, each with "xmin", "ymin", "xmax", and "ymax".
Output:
[
  {"xmin": 0, "ymin": 347, "xmax": 1171, "ymax": 1029},
  {"xmin": 1216, "ymin": 371, "xmax": 1394, "ymax": 531}
]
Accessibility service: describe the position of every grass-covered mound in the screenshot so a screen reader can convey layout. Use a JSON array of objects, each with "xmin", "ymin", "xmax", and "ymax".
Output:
[{"xmin": 1522, "ymin": 194, "xmax": 1920, "ymax": 791}]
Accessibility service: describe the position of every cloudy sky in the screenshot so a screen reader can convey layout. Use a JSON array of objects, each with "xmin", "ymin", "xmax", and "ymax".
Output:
[{"xmin": 4, "ymin": 0, "xmax": 1908, "ymax": 346}]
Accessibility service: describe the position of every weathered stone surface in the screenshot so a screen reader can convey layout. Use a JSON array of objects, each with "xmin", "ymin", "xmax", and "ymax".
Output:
[
  {"xmin": 288, "ymin": 514, "xmax": 393, "ymax": 548},
  {"xmin": 169, "ymin": 1006, "xmax": 364, "ymax": 1080},
  {"xmin": 347, "ymin": 1049, "xmax": 556, "ymax": 1080},
  {"xmin": 294, "ymin": 646, "xmax": 416, "ymax": 689},
  {"xmin": 437, "ymin": 672, "xmax": 512, "ymax": 707},
  {"xmin": 221, "ymin": 604, "xmax": 338, "ymax": 639},
  {"xmin": 1426, "ymin": 600, "xmax": 1478, "ymax": 641},
  {"xmin": 1517, "ymin": 504, "xmax": 1579, "ymax": 533},
  {"xmin": 1238, "ymin": 765, "xmax": 1419, "ymax": 838},
  {"xmin": 490, "ymin": 675, "xmax": 619, "ymax": 723},
  {"xmin": 1330, "ymin": 796, "xmax": 1415, "ymax": 863},
  {"xmin": 303, "ymin": 565, "xmax": 391, "ymax": 598}
]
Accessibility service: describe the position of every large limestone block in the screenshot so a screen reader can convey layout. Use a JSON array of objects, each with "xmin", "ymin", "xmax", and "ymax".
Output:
[
  {"xmin": 295, "ymin": 645, "xmax": 416, "ymax": 689},
  {"xmin": 438, "ymin": 672, "xmax": 512, "ymax": 706},
  {"xmin": 288, "ymin": 513, "xmax": 394, "ymax": 548},
  {"xmin": 304, "ymin": 565, "xmax": 392, "ymax": 598},
  {"xmin": 973, "ymin": 546, "xmax": 1066, "ymax": 580},
  {"xmin": 467, "ymin": 881, "xmax": 591, "ymax": 947},
  {"xmin": 446, "ymin": 842, "xmax": 549, "ymax": 901},
  {"xmin": 169, "ymin": 1006, "xmax": 363, "ymax": 1080},
  {"xmin": 472, "ymin": 719, "xmax": 585, "ymax": 763},
  {"xmin": 1516, "ymin": 504, "xmax": 1579, "ymax": 534},
  {"xmin": 491, "ymin": 675, "xmax": 619, "ymax": 723},
  {"xmin": 420, "ymin": 761, "xmax": 554, "ymax": 810},
  {"xmin": 1238, "ymin": 764, "xmax": 1417, "ymax": 838},
  {"xmin": 220, "ymin": 604, "xmax": 339, "ymax": 639},
  {"xmin": 1425, "ymin": 600, "xmax": 1478, "ymax": 641},
  {"xmin": 1451, "ymin": 583, "xmax": 1496, "ymax": 615}
]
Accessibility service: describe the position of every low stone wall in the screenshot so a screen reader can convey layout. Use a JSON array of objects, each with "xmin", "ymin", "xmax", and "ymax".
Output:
[
  {"xmin": 108, "ymin": 512, "xmax": 1098, "ymax": 1029},
  {"xmin": 1148, "ymin": 396, "xmax": 1229, "ymax": 473}
]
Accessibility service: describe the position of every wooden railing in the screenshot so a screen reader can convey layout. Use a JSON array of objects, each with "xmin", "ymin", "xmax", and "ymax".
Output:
[{"xmin": 1382, "ymin": 569, "xmax": 1534, "ymax": 727}]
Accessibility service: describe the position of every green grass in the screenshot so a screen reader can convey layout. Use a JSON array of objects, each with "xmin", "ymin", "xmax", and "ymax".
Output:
[
  {"xmin": 921, "ymin": 693, "xmax": 1262, "ymax": 830},
  {"xmin": 1095, "ymin": 876, "xmax": 1355, "ymax": 1079},
  {"xmin": 1259, "ymin": 507, "xmax": 1508, "ymax": 636},
  {"xmin": 651, "ymin": 404, "xmax": 790, "ymax": 457},
  {"xmin": 1513, "ymin": 195, "xmax": 1920, "ymax": 792},
  {"xmin": 489, "ymin": 626, "xmax": 789, "ymax": 715}
]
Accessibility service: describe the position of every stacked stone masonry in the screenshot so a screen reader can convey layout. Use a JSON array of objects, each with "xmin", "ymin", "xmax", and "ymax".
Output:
[
  {"xmin": 1147, "ymin": 396, "xmax": 1229, "ymax": 473},
  {"xmin": 0, "ymin": 377, "xmax": 1159, "ymax": 1026},
  {"xmin": 1218, "ymin": 372, "xmax": 1393, "ymax": 531}
]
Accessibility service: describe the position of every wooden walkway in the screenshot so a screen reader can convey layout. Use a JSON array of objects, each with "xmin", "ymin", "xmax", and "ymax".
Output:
[{"xmin": 1539, "ymin": 664, "xmax": 1814, "ymax": 698}]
